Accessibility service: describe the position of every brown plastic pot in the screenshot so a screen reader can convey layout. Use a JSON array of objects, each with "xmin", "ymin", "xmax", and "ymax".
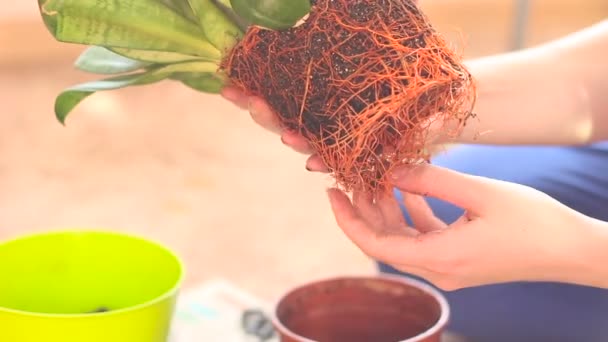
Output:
[{"xmin": 271, "ymin": 275, "xmax": 449, "ymax": 342}]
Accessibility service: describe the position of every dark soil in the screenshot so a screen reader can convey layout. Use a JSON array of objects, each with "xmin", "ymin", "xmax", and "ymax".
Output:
[{"xmin": 223, "ymin": 0, "xmax": 475, "ymax": 193}]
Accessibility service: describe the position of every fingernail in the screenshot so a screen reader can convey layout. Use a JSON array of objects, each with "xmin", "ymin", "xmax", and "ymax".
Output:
[
  {"xmin": 248, "ymin": 100, "xmax": 264, "ymax": 122},
  {"xmin": 247, "ymin": 98, "xmax": 256, "ymax": 113}
]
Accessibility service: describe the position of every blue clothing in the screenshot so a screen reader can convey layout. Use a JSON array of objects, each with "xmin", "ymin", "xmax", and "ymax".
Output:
[{"xmin": 379, "ymin": 142, "xmax": 608, "ymax": 342}]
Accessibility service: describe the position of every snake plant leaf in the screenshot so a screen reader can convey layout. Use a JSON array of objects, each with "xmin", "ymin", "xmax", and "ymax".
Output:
[
  {"xmin": 38, "ymin": 0, "xmax": 222, "ymax": 59},
  {"xmin": 159, "ymin": 0, "xmax": 200, "ymax": 23},
  {"xmin": 188, "ymin": 0, "xmax": 243, "ymax": 52},
  {"xmin": 75, "ymin": 46, "xmax": 150, "ymax": 74},
  {"xmin": 55, "ymin": 61, "xmax": 219, "ymax": 124},
  {"xmin": 211, "ymin": 0, "xmax": 249, "ymax": 32},
  {"xmin": 172, "ymin": 72, "xmax": 225, "ymax": 93},
  {"xmin": 109, "ymin": 47, "xmax": 211, "ymax": 64},
  {"xmin": 216, "ymin": 0, "xmax": 232, "ymax": 7},
  {"xmin": 229, "ymin": 0, "xmax": 311, "ymax": 30}
]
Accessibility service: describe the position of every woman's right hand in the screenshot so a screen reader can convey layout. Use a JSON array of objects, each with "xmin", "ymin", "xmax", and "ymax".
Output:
[
  {"xmin": 221, "ymin": 84, "xmax": 456, "ymax": 173},
  {"xmin": 219, "ymin": 4, "xmax": 448, "ymax": 174},
  {"xmin": 221, "ymin": 86, "xmax": 329, "ymax": 172}
]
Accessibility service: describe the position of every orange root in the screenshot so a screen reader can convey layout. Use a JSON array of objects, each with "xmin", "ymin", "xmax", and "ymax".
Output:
[{"xmin": 222, "ymin": 0, "xmax": 476, "ymax": 196}]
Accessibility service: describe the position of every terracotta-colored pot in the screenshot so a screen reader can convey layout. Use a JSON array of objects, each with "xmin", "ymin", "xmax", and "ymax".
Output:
[{"xmin": 271, "ymin": 275, "xmax": 449, "ymax": 342}]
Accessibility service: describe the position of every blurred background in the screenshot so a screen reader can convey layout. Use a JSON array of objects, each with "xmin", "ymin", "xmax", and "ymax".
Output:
[{"xmin": 1, "ymin": 0, "xmax": 607, "ymax": 301}]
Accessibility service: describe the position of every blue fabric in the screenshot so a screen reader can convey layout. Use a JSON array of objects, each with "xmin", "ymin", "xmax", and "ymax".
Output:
[{"xmin": 378, "ymin": 142, "xmax": 608, "ymax": 342}]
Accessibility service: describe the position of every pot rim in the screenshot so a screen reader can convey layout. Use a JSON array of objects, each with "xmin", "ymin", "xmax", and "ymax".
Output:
[
  {"xmin": 0, "ymin": 229, "xmax": 184, "ymax": 318},
  {"xmin": 270, "ymin": 273, "xmax": 450, "ymax": 342}
]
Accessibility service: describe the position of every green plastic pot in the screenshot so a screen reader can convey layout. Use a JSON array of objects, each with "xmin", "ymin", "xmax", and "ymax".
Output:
[{"xmin": 0, "ymin": 229, "xmax": 184, "ymax": 342}]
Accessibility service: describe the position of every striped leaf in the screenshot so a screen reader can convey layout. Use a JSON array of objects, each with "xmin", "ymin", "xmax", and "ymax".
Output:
[
  {"xmin": 229, "ymin": 0, "xmax": 310, "ymax": 30},
  {"xmin": 55, "ymin": 61, "xmax": 220, "ymax": 123},
  {"xmin": 38, "ymin": 0, "xmax": 221, "ymax": 59}
]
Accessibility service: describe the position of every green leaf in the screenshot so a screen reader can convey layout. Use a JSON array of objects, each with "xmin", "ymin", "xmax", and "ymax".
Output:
[
  {"xmin": 216, "ymin": 0, "xmax": 232, "ymax": 8},
  {"xmin": 158, "ymin": 0, "xmax": 200, "ymax": 23},
  {"xmin": 55, "ymin": 61, "xmax": 219, "ymax": 124},
  {"xmin": 229, "ymin": 0, "xmax": 311, "ymax": 30},
  {"xmin": 210, "ymin": 0, "xmax": 250, "ymax": 32},
  {"xmin": 75, "ymin": 46, "xmax": 150, "ymax": 74},
  {"xmin": 172, "ymin": 72, "xmax": 225, "ymax": 93},
  {"xmin": 109, "ymin": 47, "xmax": 210, "ymax": 64},
  {"xmin": 188, "ymin": 0, "xmax": 243, "ymax": 52},
  {"xmin": 38, "ymin": 0, "xmax": 222, "ymax": 59}
]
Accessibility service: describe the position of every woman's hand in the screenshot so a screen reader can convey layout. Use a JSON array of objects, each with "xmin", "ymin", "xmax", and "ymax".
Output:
[
  {"xmin": 327, "ymin": 163, "xmax": 608, "ymax": 290},
  {"xmin": 221, "ymin": 86, "xmax": 328, "ymax": 172},
  {"xmin": 221, "ymin": 85, "xmax": 446, "ymax": 173}
]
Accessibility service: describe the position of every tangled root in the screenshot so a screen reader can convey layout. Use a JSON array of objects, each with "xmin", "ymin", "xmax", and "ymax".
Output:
[{"xmin": 222, "ymin": 0, "xmax": 476, "ymax": 196}]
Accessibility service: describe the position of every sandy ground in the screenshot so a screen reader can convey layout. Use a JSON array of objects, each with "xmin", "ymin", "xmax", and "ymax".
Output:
[{"xmin": 0, "ymin": 62, "xmax": 377, "ymax": 300}]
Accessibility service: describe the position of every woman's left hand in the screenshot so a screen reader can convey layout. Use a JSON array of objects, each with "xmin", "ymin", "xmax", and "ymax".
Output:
[{"xmin": 327, "ymin": 163, "xmax": 605, "ymax": 290}]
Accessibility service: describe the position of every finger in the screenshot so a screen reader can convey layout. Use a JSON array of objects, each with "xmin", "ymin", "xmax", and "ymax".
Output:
[
  {"xmin": 248, "ymin": 96, "xmax": 283, "ymax": 134},
  {"xmin": 281, "ymin": 130, "xmax": 315, "ymax": 154},
  {"xmin": 354, "ymin": 191, "xmax": 419, "ymax": 237},
  {"xmin": 451, "ymin": 210, "xmax": 479, "ymax": 227},
  {"xmin": 305, "ymin": 155, "xmax": 330, "ymax": 173},
  {"xmin": 352, "ymin": 191, "xmax": 383, "ymax": 226},
  {"xmin": 381, "ymin": 263, "xmax": 437, "ymax": 284},
  {"xmin": 402, "ymin": 193, "xmax": 447, "ymax": 233},
  {"xmin": 376, "ymin": 192, "xmax": 409, "ymax": 231},
  {"xmin": 327, "ymin": 188, "xmax": 425, "ymax": 265},
  {"xmin": 386, "ymin": 264, "xmax": 439, "ymax": 286},
  {"xmin": 220, "ymin": 86, "xmax": 249, "ymax": 110},
  {"xmin": 391, "ymin": 163, "xmax": 495, "ymax": 213}
]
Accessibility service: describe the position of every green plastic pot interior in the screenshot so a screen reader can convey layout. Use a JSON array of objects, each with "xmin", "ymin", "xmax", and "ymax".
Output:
[{"xmin": 0, "ymin": 229, "xmax": 184, "ymax": 342}]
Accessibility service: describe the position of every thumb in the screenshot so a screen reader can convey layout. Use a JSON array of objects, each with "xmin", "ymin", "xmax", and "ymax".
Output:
[{"xmin": 390, "ymin": 163, "xmax": 497, "ymax": 213}]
